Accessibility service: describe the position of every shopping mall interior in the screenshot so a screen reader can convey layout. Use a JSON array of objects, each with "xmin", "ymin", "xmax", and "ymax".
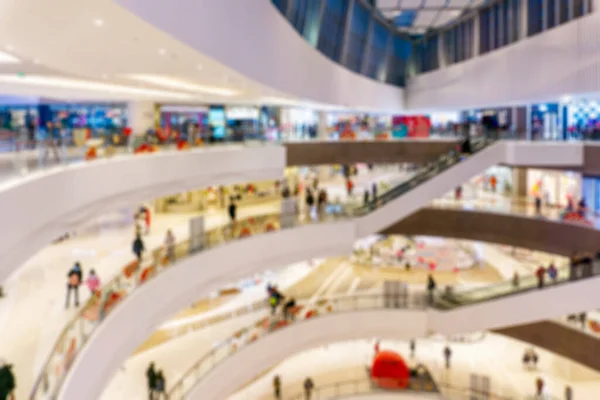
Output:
[{"xmin": 1, "ymin": 1, "xmax": 600, "ymax": 399}]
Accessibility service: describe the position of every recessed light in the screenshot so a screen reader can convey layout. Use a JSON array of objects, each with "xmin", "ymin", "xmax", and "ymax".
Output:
[
  {"xmin": 5, "ymin": 45, "xmax": 14, "ymax": 51},
  {"xmin": 33, "ymin": 59, "xmax": 40, "ymax": 64},
  {"xmin": 94, "ymin": 19, "xmax": 104, "ymax": 27},
  {"xmin": 158, "ymin": 48, "xmax": 167, "ymax": 56},
  {"xmin": 196, "ymin": 64, "xmax": 203, "ymax": 71},
  {"xmin": 101, "ymin": 73, "xmax": 108, "ymax": 79}
]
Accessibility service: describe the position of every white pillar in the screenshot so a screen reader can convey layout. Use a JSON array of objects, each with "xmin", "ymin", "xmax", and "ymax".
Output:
[
  {"xmin": 473, "ymin": 16, "xmax": 480, "ymax": 56},
  {"xmin": 127, "ymin": 101, "xmax": 156, "ymax": 135},
  {"xmin": 520, "ymin": 0, "xmax": 528, "ymax": 39},
  {"xmin": 317, "ymin": 111, "xmax": 329, "ymax": 140}
]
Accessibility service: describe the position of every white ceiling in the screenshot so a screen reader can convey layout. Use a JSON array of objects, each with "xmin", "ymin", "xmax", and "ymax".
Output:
[{"xmin": 0, "ymin": 0, "xmax": 309, "ymax": 105}]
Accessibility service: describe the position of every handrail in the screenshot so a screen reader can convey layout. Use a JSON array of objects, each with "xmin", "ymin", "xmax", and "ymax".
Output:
[{"xmin": 29, "ymin": 134, "xmax": 501, "ymax": 399}]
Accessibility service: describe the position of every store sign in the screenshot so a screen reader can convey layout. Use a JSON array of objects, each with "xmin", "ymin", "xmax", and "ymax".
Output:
[{"xmin": 226, "ymin": 107, "xmax": 259, "ymax": 120}]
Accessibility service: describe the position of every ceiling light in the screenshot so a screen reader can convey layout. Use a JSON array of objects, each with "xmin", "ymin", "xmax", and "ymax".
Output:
[
  {"xmin": 0, "ymin": 51, "xmax": 20, "ymax": 64},
  {"xmin": 94, "ymin": 19, "xmax": 104, "ymax": 27},
  {"xmin": 101, "ymin": 73, "xmax": 108, "ymax": 79},
  {"xmin": 158, "ymin": 48, "xmax": 167, "ymax": 56},
  {"xmin": 196, "ymin": 64, "xmax": 203, "ymax": 71},
  {"xmin": 5, "ymin": 45, "xmax": 14, "ymax": 51},
  {"xmin": 33, "ymin": 59, "xmax": 40, "ymax": 64},
  {"xmin": 0, "ymin": 74, "xmax": 195, "ymax": 100},
  {"xmin": 127, "ymin": 74, "xmax": 239, "ymax": 96}
]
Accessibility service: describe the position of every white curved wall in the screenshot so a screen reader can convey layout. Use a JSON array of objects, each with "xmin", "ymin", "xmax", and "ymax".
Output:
[
  {"xmin": 57, "ymin": 140, "xmax": 589, "ymax": 399},
  {"xmin": 187, "ymin": 309, "xmax": 429, "ymax": 399},
  {"xmin": 60, "ymin": 220, "xmax": 356, "ymax": 399},
  {"xmin": 0, "ymin": 145, "xmax": 285, "ymax": 282},
  {"xmin": 114, "ymin": 0, "xmax": 405, "ymax": 112},
  {"xmin": 407, "ymin": 13, "xmax": 600, "ymax": 110}
]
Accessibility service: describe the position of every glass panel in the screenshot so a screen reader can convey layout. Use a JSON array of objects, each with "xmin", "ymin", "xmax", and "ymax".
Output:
[
  {"xmin": 558, "ymin": 0, "xmax": 570, "ymax": 24},
  {"xmin": 272, "ymin": 0, "xmax": 288, "ymax": 14},
  {"xmin": 527, "ymin": 0, "xmax": 544, "ymax": 36},
  {"xmin": 492, "ymin": 3, "xmax": 501, "ymax": 49},
  {"xmin": 573, "ymin": 0, "xmax": 585, "ymax": 17},
  {"xmin": 317, "ymin": 0, "xmax": 349, "ymax": 62},
  {"xmin": 345, "ymin": 1, "xmax": 370, "ymax": 73},
  {"xmin": 302, "ymin": 0, "xmax": 322, "ymax": 46},
  {"xmin": 288, "ymin": 0, "xmax": 308, "ymax": 32},
  {"xmin": 547, "ymin": 0, "xmax": 557, "ymax": 29},
  {"xmin": 510, "ymin": 0, "xmax": 521, "ymax": 43},
  {"xmin": 365, "ymin": 20, "xmax": 390, "ymax": 81},
  {"xmin": 479, "ymin": 8, "xmax": 491, "ymax": 54},
  {"xmin": 501, "ymin": 0, "xmax": 510, "ymax": 46},
  {"xmin": 387, "ymin": 35, "xmax": 412, "ymax": 86}
]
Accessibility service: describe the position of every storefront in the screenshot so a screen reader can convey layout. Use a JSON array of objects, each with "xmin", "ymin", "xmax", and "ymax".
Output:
[
  {"xmin": 278, "ymin": 108, "xmax": 318, "ymax": 140},
  {"xmin": 527, "ymin": 169, "xmax": 581, "ymax": 207},
  {"xmin": 226, "ymin": 106, "xmax": 260, "ymax": 140},
  {"xmin": 530, "ymin": 103, "xmax": 562, "ymax": 140},
  {"xmin": 582, "ymin": 176, "xmax": 600, "ymax": 215},
  {"xmin": 160, "ymin": 105, "xmax": 207, "ymax": 140}
]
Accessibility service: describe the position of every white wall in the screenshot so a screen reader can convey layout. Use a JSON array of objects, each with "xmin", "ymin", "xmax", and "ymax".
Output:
[
  {"xmin": 60, "ymin": 221, "xmax": 357, "ymax": 400},
  {"xmin": 407, "ymin": 13, "xmax": 600, "ymax": 110},
  {"xmin": 188, "ymin": 310, "xmax": 429, "ymax": 399},
  {"xmin": 0, "ymin": 145, "xmax": 285, "ymax": 282},
  {"xmin": 115, "ymin": 0, "xmax": 405, "ymax": 112}
]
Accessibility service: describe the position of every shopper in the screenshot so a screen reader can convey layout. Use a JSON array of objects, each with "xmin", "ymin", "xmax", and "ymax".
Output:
[
  {"xmin": 273, "ymin": 375, "xmax": 282, "ymax": 399},
  {"xmin": 146, "ymin": 362, "xmax": 157, "ymax": 400},
  {"xmin": 164, "ymin": 229, "xmax": 176, "ymax": 264},
  {"xmin": 547, "ymin": 262, "xmax": 558, "ymax": 284},
  {"xmin": 283, "ymin": 297, "xmax": 296, "ymax": 321},
  {"xmin": 304, "ymin": 377, "xmax": 315, "ymax": 400},
  {"xmin": 85, "ymin": 269, "xmax": 101, "ymax": 295},
  {"xmin": 489, "ymin": 175, "xmax": 497, "ymax": 192},
  {"xmin": 306, "ymin": 189, "xmax": 315, "ymax": 217},
  {"xmin": 443, "ymin": 346, "xmax": 452, "ymax": 369},
  {"xmin": 565, "ymin": 385, "xmax": 573, "ymax": 400},
  {"xmin": 535, "ymin": 265, "xmax": 546, "ymax": 289},
  {"xmin": 132, "ymin": 233, "xmax": 145, "ymax": 264},
  {"xmin": 371, "ymin": 182, "xmax": 378, "ymax": 200},
  {"xmin": 346, "ymin": 178, "xmax": 354, "ymax": 197},
  {"xmin": 535, "ymin": 195, "xmax": 542, "ymax": 215},
  {"xmin": 409, "ymin": 339, "xmax": 416, "ymax": 358},
  {"xmin": 0, "ymin": 359, "xmax": 15, "ymax": 400},
  {"xmin": 536, "ymin": 377, "xmax": 545, "ymax": 397},
  {"xmin": 66, "ymin": 262, "xmax": 83, "ymax": 308},
  {"xmin": 155, "ymin": 370, "xmax": 166, "ymax": 399},
  {"xmin": 41, "ymin": 121, "xmax": 60, "ymax": 164},
  {"xmin": 363, "ymin": 189, "xmax": 369, "ymax": 206},
  {"xmin": 512, "ymin": 271, "xmax": 520, "ymax": 289},
  {"xmin": 579, "ymin": 312, "xmax": 587, "ymax": 330},
  {"xmin": 427, "ymin": 274, "xmax": 437, "ymax": 304},
  {"xmin": 228, "ymin": 198, "xmax": 237, "ymax": 223}
]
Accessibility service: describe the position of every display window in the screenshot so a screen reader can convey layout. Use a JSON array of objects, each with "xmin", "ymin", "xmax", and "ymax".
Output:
[{"xmin": 527, "ymin": 169, "xmax": 581, "ymax": 207}]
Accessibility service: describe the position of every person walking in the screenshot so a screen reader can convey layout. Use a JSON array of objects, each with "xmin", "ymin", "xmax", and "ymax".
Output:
[
  {"xmin": 427, "ymin": 274, "xmax": 437, "ymax": 304},
  {"xmin": 565, "ymin": 385, "xmax": 573, "ymax": 400},
  {"xmin": 228, "ymin": 198, "xmax": 237, "ymax": 223},
  {"xmin": 133, "ymin": 233, "xmax": 145, "ymax": 264},
  {"xmin": 363, "ymin": 189, "xmax": 369, "ymax": 206},
  {"xmin": 409, "ymin": 339, "xmax": 416, "ymax": 358},
  {"xmin": 346, "ymin": 178, "xmax": 354, "ymax": 197},
  {"xmin": 535, "ymin": 195, "xmax": 542, "ymax": 215},
  {"xmin": 273, "ymin": 375, "xmax": 282, "ymax": 399},
  {"xmin": 535, "ymin": 265, "xmax": 546, "ymax": 289},
  {"xmin": 146, "ymin": 362, "xmax": 157, "ymax": 400},
  {"xmin": 304, "ymin": 377, "xmax": 315, "ymax": 400},
  {"xmin": 164, "ymin": 229, "xmax": 176, "ymax": 264},
  {"xmin": 85, "ymin": 269, "xmax": 101, "ymax": 296},
  {"xmin": 371, "ymin": 182, "xmax": 378, "ymax": 200},
  {"xmin": 66, "ymin": 262, "xmax": 83, "ymax": 308},
  {"xmin": 579, "ymin": 312, "xmax": 587, "ymax": 330},
  {"xmin": 154, "ymin": 370, "xmax": 166, "ymax": 399},
  {"xmin": 0, "ymin": 359, "xmax": 16, "ymax": 400},
  {"xmin": 512, "ymin": 271, "xmax": 520, "ymax": 289},
  {"xmin": 443, "ymin": 345, "xmax": 452, "ymax": 369},
  {"xmin": 548, "ymin": 262, "xmax": 558, "ymax": 284}
]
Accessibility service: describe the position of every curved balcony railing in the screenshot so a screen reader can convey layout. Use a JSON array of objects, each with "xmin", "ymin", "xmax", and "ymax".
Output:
[
  {"xmin": 29, "ymin": 135, "xmax": 501, "ymax": 399},
  {"xmin": 167, "ymin": 292, "xmax": 428, "ymax": 399}
]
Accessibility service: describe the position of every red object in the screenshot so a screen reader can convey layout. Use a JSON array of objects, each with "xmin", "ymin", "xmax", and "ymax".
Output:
[
  {"xmin": 417, "ymin": 256, "xmax": 424, "ymax": 264},
  {"xmin": 123, "ymin": 127, "xmax": 132, "ymax": 136},
  {"xmin": 265, "ymin": 222, "xmax": 277, "ymax": 232},
  {"xmin": 305, "ymin": 309, "xmax": 316, "ymax": 319},
  {"xmin": 239, "ymin": 227, "xmax": 252, "ymax": 237},
  {"xmin": 370, "ymin": 350, "xmax": 410, "ymax": 389},
  {"xmin": 176, "ymin": 140, "xmax": 189, "ymax": 150},
  {"xmin": 429, "ymin": 262, "xmax": 436, "ymax": 271},
  {"xmin": 144, "ymin": 208, "xmax": 151, "ymax": 229},
  {"xmin": 392, "ymin": 116, "xmax": 431, "ymax": 138},
  {"xmin": 156, "ymin": 127, "xmax": 168, "ymax": 142},
  {"xmin": 452, "ymin": 267, "xmax": 460, "ymax": 274},
  {"xmin": 417, "ymin": 242, "xmax": 424, "ymax": 249}
]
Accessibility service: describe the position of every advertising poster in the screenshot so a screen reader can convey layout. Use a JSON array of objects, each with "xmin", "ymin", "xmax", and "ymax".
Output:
[{"xmin": 392, "ymin": 116, "xmax": 431, "ymax": 138}]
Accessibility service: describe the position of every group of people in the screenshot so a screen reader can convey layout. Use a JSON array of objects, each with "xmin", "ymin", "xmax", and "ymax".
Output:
[
  {"xmin": 65, "ymin": 262, "xmax": 101, "ymax": 308},
  {"xmin": 267, "ymin": 284, "xmax": 296, "ymax": 320},
  {"xmin": 362, "ymin": 182, "xmax": 379, "ymax": 206},
  {"xmin": 272, "ymin": 375, "xmax": 314, "ymax": 399},
  {"xmin": 146, "ymin": 362, "xmax": 167, "ymax": 399}
]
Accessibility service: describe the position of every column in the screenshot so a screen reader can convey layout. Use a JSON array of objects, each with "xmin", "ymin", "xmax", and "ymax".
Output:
[
  {"xmin": 473, "ymin": 15, "xmax": 480, "ymax": 57},
  {"xmin": 317, "ymin": 111, "xmax": 329, "ymax": 140},
  {"xmin": 127, "ymin": 101, "xmax": 157, "ymax": 136},
  {"xmin": 438, "ymin": 33, "xmax": 447, "ymax": 68},
  {"xmin": 512, "ymin": 167, "xmax": 528, "ymax": 197},
  {"xmin": 520, "ymin": 0, "xmax": 529, "ymax": 39}
]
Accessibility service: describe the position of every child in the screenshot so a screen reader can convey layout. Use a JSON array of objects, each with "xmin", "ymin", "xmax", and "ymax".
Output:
[{"xmin": 85, "ymin": 269, "xmax": 101, "ymax": 295}]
